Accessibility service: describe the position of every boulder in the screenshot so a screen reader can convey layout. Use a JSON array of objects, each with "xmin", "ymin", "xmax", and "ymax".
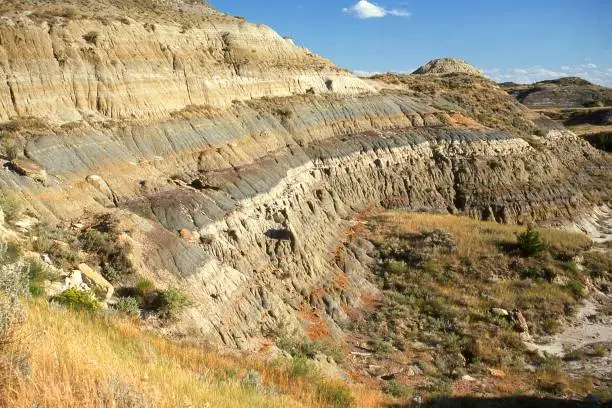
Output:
[
  {"xmin": 8, "ymin": 158, "xmax": 47, "ymax": 184},
  {"xmin": 488, "ymin": 368, "xmax": 506, "ymax": 378},
  {"xmin": 491, "ymin": 308, "xmax": 509, "ymax": 317},
  {"xmin": 78, "ymin": 263, "xmax": 114, "ymax": 299},
  {"xmin": 86, "ymin": 175, "xmax": 114, "ymax": 200}
]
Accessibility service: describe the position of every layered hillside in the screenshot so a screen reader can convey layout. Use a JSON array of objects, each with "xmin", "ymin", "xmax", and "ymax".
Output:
[
  {"xmin": 503, "ymin": 78, "xmax": 612, "ymax": 151},
  {"xmin": 0, "ymin": 0, "xmax": 609, "ymax": 356},
  {"xmin": 503, "ymin": 77, "xmax": 612, "ymax": 109}
]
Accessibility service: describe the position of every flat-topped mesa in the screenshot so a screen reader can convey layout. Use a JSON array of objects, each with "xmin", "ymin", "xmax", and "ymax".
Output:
[
  {"xmin": 412, "ymin": 57, "xmax": 483, "ymax": 76},
  {"xmin": 0, "ymin": 0, "xmax": 373, "ymax": 123}
]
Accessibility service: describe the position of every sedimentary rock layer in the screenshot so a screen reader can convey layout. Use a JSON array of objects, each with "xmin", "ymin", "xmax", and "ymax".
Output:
[{"xmin": 0, "ymin": 2, "xmax": 609, "ymax": 347}]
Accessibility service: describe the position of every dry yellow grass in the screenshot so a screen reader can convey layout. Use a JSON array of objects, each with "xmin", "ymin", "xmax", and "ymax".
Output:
[
  {"xmin": 369, "ymin": 211, "xmax": 591, "ymax": 262},
  {"xmin": 1, "ymin": 301, "xmax": 384, "ymax": 408}
]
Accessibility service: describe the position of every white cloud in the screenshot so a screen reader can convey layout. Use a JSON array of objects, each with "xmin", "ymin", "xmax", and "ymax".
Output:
[
  {"xmin": 483, "ymin": 64, "xmax": 612, "ymax": 87},
  {"xmin": 343, "ymin": 1, "xmax": 410, "ymax": 19}
]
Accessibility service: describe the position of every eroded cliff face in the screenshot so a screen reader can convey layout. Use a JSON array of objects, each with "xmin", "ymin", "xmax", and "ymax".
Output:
[{"xmin": 0, "ymin": 1, "xmax": 609, "ymax": 348}]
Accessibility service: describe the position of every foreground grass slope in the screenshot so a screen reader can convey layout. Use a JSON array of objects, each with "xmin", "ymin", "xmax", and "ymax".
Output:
[{"xmin": 0, "ymin": 300, "xmax": 382, "ymax": 408}]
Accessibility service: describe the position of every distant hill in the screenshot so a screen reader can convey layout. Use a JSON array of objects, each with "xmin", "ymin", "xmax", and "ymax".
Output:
[
  {"xmin": 412, "ymin": 58, "xmax": 483, "ymax": 76},
  {"xmin": 503, "ymin": 77, "xmax": 612, "ymax": 109},
  {"xmin": 503, "ymin": 77, "xmax": 612, "ymax": 151}
]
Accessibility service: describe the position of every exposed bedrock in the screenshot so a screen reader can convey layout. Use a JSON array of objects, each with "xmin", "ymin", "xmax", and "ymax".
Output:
[
  {"xmin": 2, "ymin": 92, "xmax": 606, "ymax": 347},
  {"xmin": 0, "ymin": 8, "xmax": 609, "ymax": 348},
  {"xmin": 0, "ymin": 15, "xmax": 370, "ymax": 122}
]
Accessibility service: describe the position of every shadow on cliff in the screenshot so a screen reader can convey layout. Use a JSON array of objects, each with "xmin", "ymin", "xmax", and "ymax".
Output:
[{"xmin": 384, "ymin": 396, "xmax": 611, "ymax": 408}]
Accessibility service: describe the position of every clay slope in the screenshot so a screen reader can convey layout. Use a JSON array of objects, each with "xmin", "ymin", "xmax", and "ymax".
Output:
[{"xmin": 0, "ymin": 2, "xmax": 610, "ymax": 348}]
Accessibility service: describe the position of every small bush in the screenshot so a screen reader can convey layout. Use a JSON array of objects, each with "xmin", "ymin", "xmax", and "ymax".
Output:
[
  {"xmin": 567, "ymin": 280, "xmax": 585, "ymax": 298},
  {"xmin": 80, "ymin": 227, "xmax": 133, "ymax": 282},
  {"xmin": 383, "ymin": 380, "xmax": 413, "ymax": 398},
  {"xmin": 83, "ymin": 31, "xmax": 100, "ymax": 44},
  {"xmin": 289, "ymin": 356, "xmax": 313, "ymax": 378},
  {"xmin": 0, "ymin": 195, "xmax": 21, "ymax": 222},
  {"xmin": 0, "ymin": 242, "xmax": 21, "ymax": 265},
  {"xmin": 135, "ymin": 278, "xmax": 155, "ymax": 298},
  {"xmin": 543, "ymin": 318, "xmax": 562, "ymax": 335},
  {"xmin": 116, "ymin": 297, "xmax": 140, "ymax": 318},
  {"xmin": 53, "ymin": 288, "xmax": 99, "ymax": 312},
  {"xmin": 61, "ymin": 7, "xmax": 79, "ymax": 19},
  {"xmin": 155, "ymin": 288, "xmax": 191, "ymax": 319},
  {"xmin": 316, "ymin": 382, "xmax": 353, "ymax": 408},
  {"xmin": 1, "ymin": 140, "xmax": 20, "ymax": 160},
  {"xmin": 275, "ymin": 108, "xmax": 294, "ymax": 119},
  {"xmin": 385, "ymin": 260, "xmax": 408, "ymax": 275},
  {"xmin": 517, "ymin": 226, "xmax": 547, "ymax": 257},
  {"xmin": 23, "ymin": 258, "xmax": 53, "ymax": 298},
  {"xmin": 593, "ymin": 344, "xmax": 609, "ymax": 357}
]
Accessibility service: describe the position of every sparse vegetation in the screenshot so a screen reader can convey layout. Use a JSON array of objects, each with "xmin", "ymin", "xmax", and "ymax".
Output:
[
  {"xmin": 347, "ymin": 211, "xmax": 601, "ymax": 399},
  {"xmin": 154, "ymin": 288, "xmax": 191, "ymax": 319},
  {"xmin": 53, "ymin": 288, "xmax": 100, "ymax": 312},
  {"xmin": 83, "ymin": 31, "xmax": 100, "ymax": 45},
  {"xmin": 383, "ymin": 380, "xmax": 412, "ymax": 398},
  {"xmin": 0, "ymin": 195, "xmax": 21, "ymax": 222},
  {"xmin": 115, "ymin": 296, "xmax": 140, "ymax": 318},
  {"xmin": 79, "ymin": 214, "xmax": 134, "ymax": 282},
  {"xmin": 516, "ymin": 225, "xmax": 547, "ymax": 256}
]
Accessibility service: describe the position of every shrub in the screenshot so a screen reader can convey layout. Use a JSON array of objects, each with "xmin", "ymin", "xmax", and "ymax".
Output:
[
  {"xmin": 0, "ymin": 262, "xmax": 28, "ymax": 396},
  {"xmin": 61, "ymin": 7, "xmax": 79, "ymax": 19},
  {"xmin": 0, "ymin": 242, "xmax": 21, "ymax": 265},
  {"xmin": 83, "ymin": 31, "xmax": 100, "ymax": 44},
  {"xmin": 567, "ymin": 280, "xmax": 585, "ymax": 298},
  {"xmin": 116, "ymin": 297, "xmax": 140, "ymax": 318},
  {"xmin": 1, "ymin": 140, "xmax": 20, "ymax": 160},
  {"xmin": 593, "ymin": 344, "xmax": 609, "ymax": 357},
  {"xmin": 23, "ymin": 258, "xmax": 53, "ymax": 298},
  {"xmin": 135, "ymin": 278, "xmax": 155, "ymax": 298},
  {"xmin": 385, "ymin": 260, "xmax": 408, "ymax": 275},
  {"xmin": 0, "ymin": 195, "xmax": 21, "ymax": 222},
  {"xmin": 289, "ymin": 356, "xmax": 313, "ymax": 378},
  {"xmin": 155, "ymin": 288, "xmax": 191, "ymax": 319},
  {"xmin": 517, "ymin": 226, "xmax": 547, "ymax": 256},
  {"xmin": 53, "ymin": 288, "xmax": 99, "ymax": 312},
  {"xmin": 383, "ymin": 380, "xmax": 413, "ymax": 398},
  {"xmin": 80, "ymin": 227, "xmax": 133, "ymax": 281},
  {"xmin": 316, "ymin": 382, "xmax": 353, "ymax": 408},
  {"xmin": 277, "ymin": 335, "xmax": 343, "ymax": 363}
]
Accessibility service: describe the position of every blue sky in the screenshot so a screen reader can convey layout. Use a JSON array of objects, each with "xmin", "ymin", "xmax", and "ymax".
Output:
[{"xmin": 211, "ymin": 0, "xmax": 612, "ymax": 86}]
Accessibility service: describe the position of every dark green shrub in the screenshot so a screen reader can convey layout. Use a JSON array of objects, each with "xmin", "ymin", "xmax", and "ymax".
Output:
[
  {"xmin": 53, "ymin": 288, "xmax": 99, "ymax": 312},
  {"xmin": 135, "ymin": 278, "xmax": 155, "ymax": 298},
  {"xmin": 155, "ymin": 288, "xmax": 191, "ymax": 319},
  {"xmin": 567, "ymin": 280, "xmax": 585, "ymax": 298},
  {"xmin": 517, "ymin": 226, "xmax": 547, "ymax": 256}
]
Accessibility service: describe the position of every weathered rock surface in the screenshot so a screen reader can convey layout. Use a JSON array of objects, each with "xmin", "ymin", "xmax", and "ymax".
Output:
[
  {"xmin": 0, "ymin": 0, "xmax": 609, "ymax": 348},
  {"xmin": 412, "ymin": 58, "xmax": 483, "ymax": 76}
]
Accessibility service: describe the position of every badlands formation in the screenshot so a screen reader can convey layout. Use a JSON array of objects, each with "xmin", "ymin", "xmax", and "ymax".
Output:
[{"xmin": 0, "ymin": 0, "xmax": 610, "ymax": 351}]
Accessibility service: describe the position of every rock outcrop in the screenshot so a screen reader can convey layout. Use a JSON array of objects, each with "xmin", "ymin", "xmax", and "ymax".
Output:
[
  {"xmin": 0, "ymin": 0, "xmax": 609, "ymax": 348},
  {"xmin": 412, "ymin": 58, "xmax": 483, "ymax": 76}
]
